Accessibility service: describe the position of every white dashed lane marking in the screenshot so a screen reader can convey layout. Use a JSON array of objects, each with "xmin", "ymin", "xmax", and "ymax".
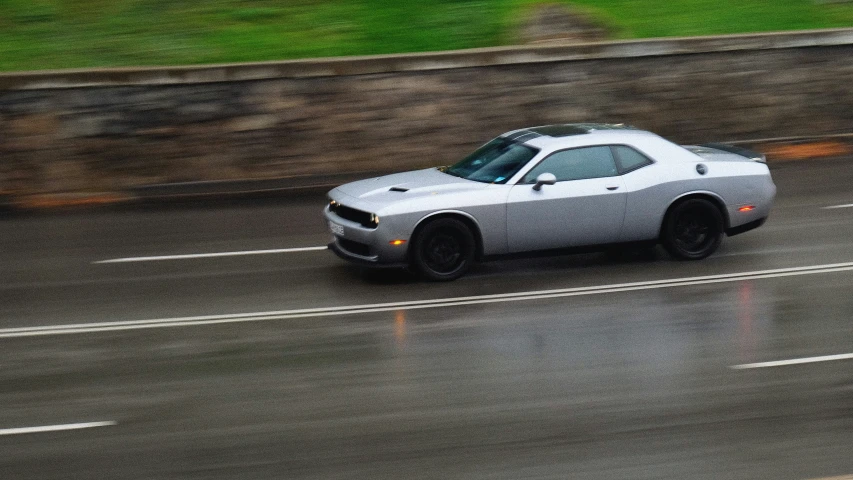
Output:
[
  {"xmin": 0, "ymin": 421, "xmax": 117, "ymax": 436},
  {"xmin": 94, "ymin": 246, "xmax": 328, "ymax": 264},
  {"xmin": 731, "ymin": 353, "xmax": 853, "ymax": 370}
]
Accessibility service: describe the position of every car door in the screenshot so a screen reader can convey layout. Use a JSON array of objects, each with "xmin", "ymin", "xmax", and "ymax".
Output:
[{"xmin": 506, "ymin": 145, "xmax": 627, "ymax": 252}]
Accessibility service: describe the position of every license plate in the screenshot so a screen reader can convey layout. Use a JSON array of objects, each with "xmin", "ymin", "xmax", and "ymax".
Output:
[{"xmin": 329, "ymin": 221, "xmax": 344, "ymax": 236}]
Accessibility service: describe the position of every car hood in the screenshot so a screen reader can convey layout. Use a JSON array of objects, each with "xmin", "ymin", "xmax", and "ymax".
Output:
[{"xmin": 335, "ymin": 168, "xmax": 489, "ymax": 204}]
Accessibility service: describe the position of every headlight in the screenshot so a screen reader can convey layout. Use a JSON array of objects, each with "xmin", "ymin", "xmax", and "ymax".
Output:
[{"xmin": 369, "ymin": 213, "xmax": 379, "ymax": 227}]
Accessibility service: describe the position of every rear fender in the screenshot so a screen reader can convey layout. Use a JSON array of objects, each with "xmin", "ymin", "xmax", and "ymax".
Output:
[{"xmin": 660, "ymin": 191, "xmax": 730, "ymax": 236}]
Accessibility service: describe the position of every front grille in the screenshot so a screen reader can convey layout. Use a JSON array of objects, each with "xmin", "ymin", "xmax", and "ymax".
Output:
[
  {"xmin": 337, "ymin": 237, "xmax": 371, "ymax": 257},
  {"xmin": 330, "ymin": 203, "xmax": 377, "ymax": 229}
]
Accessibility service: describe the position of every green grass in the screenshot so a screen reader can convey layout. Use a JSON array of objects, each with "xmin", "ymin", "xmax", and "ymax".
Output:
[{"xmin": 2, "ymin": 0, "xmax": 853, "ymax": 71}]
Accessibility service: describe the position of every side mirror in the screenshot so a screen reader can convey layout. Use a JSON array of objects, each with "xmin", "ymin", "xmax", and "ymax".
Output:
[{"xmin": 532, "ymin": 172, "xmax": 557, "ymax": 191}]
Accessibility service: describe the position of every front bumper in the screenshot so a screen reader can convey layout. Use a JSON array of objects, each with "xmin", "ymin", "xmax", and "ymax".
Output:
[
  {"xmin": 324, "ymin": 203, "xmax": 411, "ymax": 267},
  {"xmin": 328, "ymin": 240, "xmax": 408, "ymax": 268}
]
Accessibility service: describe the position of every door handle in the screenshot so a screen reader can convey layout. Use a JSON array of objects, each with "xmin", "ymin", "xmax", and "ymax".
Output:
[{"xmin": 606, "ymin": 185, "xmax": 619, "ymax": 191}]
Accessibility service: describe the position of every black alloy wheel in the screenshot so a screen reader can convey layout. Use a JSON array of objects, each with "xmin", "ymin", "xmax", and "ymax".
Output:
[
  {"xmin": 662, "ymin": 198, "xmax": 723, "ymax": 260},
  {"xmin": 412, "ymin": 218, "xmax": 475, "ymax": 281}
]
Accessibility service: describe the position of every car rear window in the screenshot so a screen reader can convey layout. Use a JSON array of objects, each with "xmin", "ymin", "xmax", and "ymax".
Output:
[{"xmin": 612, "ymin": 145, "xmax": 653, "ymax": 173}]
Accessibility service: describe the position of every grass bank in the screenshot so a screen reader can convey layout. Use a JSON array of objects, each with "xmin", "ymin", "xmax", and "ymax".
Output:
[{"xmin": 2, "ymin": 0, "xmax": 853, "ymax": 71}]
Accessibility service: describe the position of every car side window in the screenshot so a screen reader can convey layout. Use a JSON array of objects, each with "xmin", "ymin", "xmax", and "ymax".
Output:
[
  {"xmin": 522, "ymin": 146, "xmax": 618, "ymax": 183},
  {"xmin": 611, "ymin": 145, "xmax": 653, "ymax": 174}
]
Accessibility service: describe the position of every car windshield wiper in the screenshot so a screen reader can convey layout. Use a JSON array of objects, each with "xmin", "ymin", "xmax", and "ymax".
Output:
[{"xmin": 439, "ymin": 166, "xmax": 464, "ymax": 178}]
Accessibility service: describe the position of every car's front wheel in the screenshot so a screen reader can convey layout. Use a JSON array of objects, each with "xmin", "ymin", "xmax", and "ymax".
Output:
[
  {"xmin": 411, "ymin": 218, "xmax": 475, "ymax": 281},
  {"xmin": 662, "ymin": 198, "xmax": 724, "ymax": 260}
]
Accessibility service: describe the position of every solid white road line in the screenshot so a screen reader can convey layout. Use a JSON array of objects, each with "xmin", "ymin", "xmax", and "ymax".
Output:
[
  {"xmin": 822, "ymin": 203, "xmax": 853, "ymax": 210},
  {"xmin": 0, "ymin": 421, "xmax": 116, "ymax": 436},
  {"xmin": 94, "ymin": 246, "xmax": 328, "ymax": 264},
  {"xmin": 731, "ymin": 353, "xmax": 853, "ymax": 370},
  {"xmin": 4, "ymin": 261, "xmax": 853, "ymax": 338}
]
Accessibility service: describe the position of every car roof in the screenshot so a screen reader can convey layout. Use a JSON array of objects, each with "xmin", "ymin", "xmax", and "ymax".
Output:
[{"xmin": 501, "ymin": 124, "xmax": 658, "ymax": 149}]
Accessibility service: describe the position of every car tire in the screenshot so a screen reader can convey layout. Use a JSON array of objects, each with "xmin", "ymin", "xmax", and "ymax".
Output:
[
  {"xmin": 411, "ymin": 218, "xmax": 476, "ymax": 281},
  {"xmin": 662, "ymin": 198, "xmax": 723, "ymax": 260}
]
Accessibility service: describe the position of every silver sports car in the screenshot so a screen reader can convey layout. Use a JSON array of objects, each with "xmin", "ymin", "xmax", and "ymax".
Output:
[{"xmin": 324, "ymin": 124, "xmax": 775, "ymax": 280}]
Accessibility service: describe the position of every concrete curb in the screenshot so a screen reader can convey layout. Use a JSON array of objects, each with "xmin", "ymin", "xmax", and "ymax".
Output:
[
  {"xmin": 753, "ymin": 140, "xmax": 852, "ymax": 162},
  {"xmin": 4, "ymin": 173, "xmax": 379, "ymax": 212},
  {"xmin": 2, "ymin": 139, "xmax": 850, "ymax": 213}
]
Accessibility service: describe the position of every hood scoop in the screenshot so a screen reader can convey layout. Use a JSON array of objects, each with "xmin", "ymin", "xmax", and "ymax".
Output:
[{"xmin": 389, "ymin": 187, "xmax": 409, "ymax": 192}]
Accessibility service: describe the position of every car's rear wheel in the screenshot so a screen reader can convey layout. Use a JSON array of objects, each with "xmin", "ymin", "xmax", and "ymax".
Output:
[
  {"xmin": 662, "ymin": 198, "xmax": 723, "ymax": 260},
  {"xmin": 411, "ymin": 218, "xmax": 475, "ymax": 281}
]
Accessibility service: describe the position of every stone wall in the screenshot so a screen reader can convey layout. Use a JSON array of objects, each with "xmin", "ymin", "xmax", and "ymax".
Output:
[{"xmin": 2, "ymin": 29, "xmax": 853, "ymax": 195}]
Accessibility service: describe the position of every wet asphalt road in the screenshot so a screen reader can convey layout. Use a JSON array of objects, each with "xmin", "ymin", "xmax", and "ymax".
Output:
[{"xmin": 1, "ymin": 159, "xmax": 853, "ymax": 479}]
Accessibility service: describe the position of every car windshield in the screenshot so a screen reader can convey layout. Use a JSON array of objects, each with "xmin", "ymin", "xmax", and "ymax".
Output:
[{"xmin": 443, "ymin": 138, "xmax": 539, "ymax": 184}]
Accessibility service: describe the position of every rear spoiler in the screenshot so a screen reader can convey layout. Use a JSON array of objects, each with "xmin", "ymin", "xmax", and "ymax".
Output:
[{"xmin": 698, "ymin": 143, "xmax": 766, "ymax": 163}]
